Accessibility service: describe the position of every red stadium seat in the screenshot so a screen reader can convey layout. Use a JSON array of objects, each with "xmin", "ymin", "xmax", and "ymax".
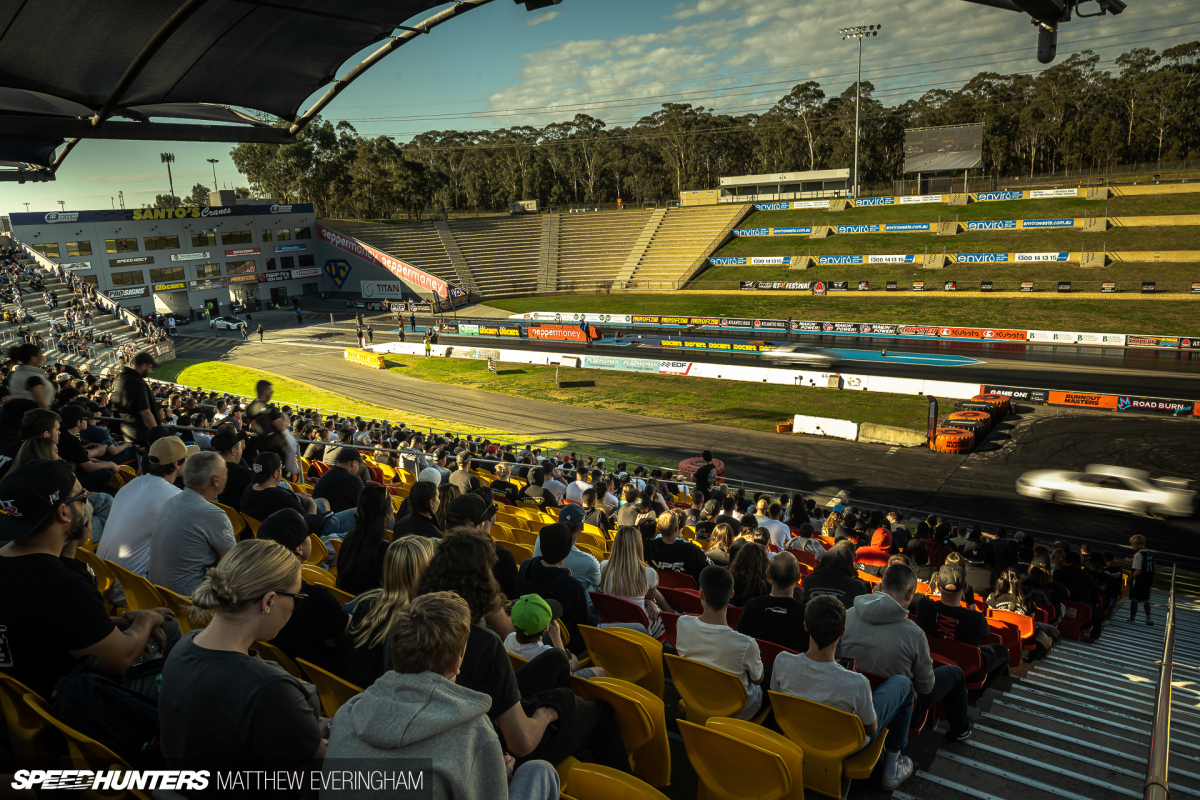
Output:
[
  {"xmin": 589, "ymin": 592, "xmax": 663, "ymax": 642},
  {"xmin": 655, "ymin": 570, "xmax": 698, "ymax": 591},
  {"xmin": 658, "ymin": 587, "xmax": 703, "ymax": 615},
  {"xmin": 756, "ymin": 639, "xmax": 800, "ymax": 669},
  {"xmin": 925, "ymin": 636, "xmax": 986, "ymax": 692},
  {"xmin": 1058, "ymin": 600, "xmax": 1093, "ymax": 641}
]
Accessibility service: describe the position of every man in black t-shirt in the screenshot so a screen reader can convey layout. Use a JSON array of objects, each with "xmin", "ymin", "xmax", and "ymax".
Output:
[
  {"xmin": 313, "ymin": 447, "xmax": 365, "ymax": 513},
  {"xmin": 246, "ymin": 379, "xmax": 287, "ymax": 464},
  {"xmin": 58, "ymin": 404, "xmax": 120, "ymax": 494},
  {"xmin": 110, "ymin": 352, "xmax": 160, "ymax": 452},
  {"xmin": 916, "ymin": 564, "xmax": 1008, "ymax": 689},
  {"xmin": 692, "ymin": 450, "xmax": 717, "ymax": 501},
  {"xmin": 241, "ymin": 452, "xmax": 325, "ymax": 525},
  {"xmin": 801, "ymin": 543, "xmax": 871, "ymax": 607},
  {"xmin": 645, "ymin": 512, "xmax": 709, "ymax": 584},
  {"xmin": 0, "ymin": 459, "xmax": 171, "ymax": 698},
  {"xmin": 213, "ymin": 430, "xmax": 254, "ymax": 513},
  {"xmin": 737, "ymin": 552, "xmax": 808, "ymax": 653}
]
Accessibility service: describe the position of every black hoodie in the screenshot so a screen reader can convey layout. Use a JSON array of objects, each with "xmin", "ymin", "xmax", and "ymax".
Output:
[{"xmin": 514, "ymin": 557, "xmax": 596, "ymax": 656}]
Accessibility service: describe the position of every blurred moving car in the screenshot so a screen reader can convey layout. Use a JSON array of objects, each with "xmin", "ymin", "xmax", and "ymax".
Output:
[
  {"xmin": 210, "ymin": 315, "xmax": 245, "ymax": 331},
  {"xmin": 761, "ymin": 344, "xmax": 838, "ymax": 367},
  {"xmin": 1016, "ymin": 464, "xmax": 1195, "ymax": 518}
]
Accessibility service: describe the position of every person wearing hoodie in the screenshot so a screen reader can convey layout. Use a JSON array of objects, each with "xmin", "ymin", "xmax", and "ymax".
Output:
[
  {"xmin": 800, "ymin": 542, "xmax": 870, "ymax": 607},
  {"xmin": 324, "ymin": 591, "xmax": 560, "ymax": 800},
  {"xmin": 840, "ymin": 563, "xmax": 975, "ymax": 743},
  {"xmin": 517, "ymin": 466, "xmax": 561, "ymax": 510},
  {"xmin": 515, "ymin": 523, "xmax": 599, "ymax": 657}
]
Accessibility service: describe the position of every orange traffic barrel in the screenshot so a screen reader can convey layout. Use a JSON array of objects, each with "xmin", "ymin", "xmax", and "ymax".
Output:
[{"xmin": 932, "ymin": 427, "xmax": 975, "ymax": 454}]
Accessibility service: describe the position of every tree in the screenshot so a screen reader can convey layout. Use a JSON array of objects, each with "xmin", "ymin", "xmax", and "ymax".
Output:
[
  {"xmin": 185, "ymin": 183, "xmax": 210, "ymax": 207},
  {"xmin": 154, "ymin": 194, "xmax": 182, "ymax": 208}
]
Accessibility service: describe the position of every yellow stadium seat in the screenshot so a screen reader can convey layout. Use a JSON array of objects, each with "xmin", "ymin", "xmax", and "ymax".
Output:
[
  {"xmin": 664, "ymin": 653, "xmax": 769, "ymax": 726},
  {"xmin": 74, "ymin": 547, "xmax": 116, "ymax": 604},
  {"xmin": 576, "ymin": 542, "xmax": 605, "ymax": 561},
  {"xmin": 770, "ymin": 690, "xmax": 887, "ymax": 799},
  {"xmin": 507, "ymin": 651, "xmax": 529, "ymax": 671},
  {"xmin": 104, "ymin": 559, "xmax": 164, "ymax": 613},
  {"xmin": 495, "ymin": 511, "xmax": 524, "ymax": 529},
  {"xmin": 677, "ymin": 719, "xmax": 795, "ymax": 800},
  {"xmin": 298, "ymin": 658, "xmax": 363, "ymax": 717},
  {"xmin": 254, "ymin": 640, "xmax": 303, "ymax": 679},
  {"xmin": 0, "ymin": 673, "xmax": 51, "ymax": 761},
  {"xmin": 396, "ymin": 468, "xmax": 416, "ymax": 485},
  {"xmin": 301, "ymin": 563, "xmax": 336, "ymax": 589},
  {"xmin": 23, "ymin": 693, "xmax": 153, "ymax": 800},
  {"xmin": 563, "ymin": 763, "xmax": 670, "ymax": 800},
  {"xmin": 575, "ymin": 677, "xmax": 670, "ymax": 788},
  {"xmin": 326, "ymin": 585, "xmax": 356, "ymax": 606},
  {"xmin": 391, "ymin": 494, "xmax": 404, "ymax": 512},
  {"xmin": 491, "ymin": 521, "xmax": 515, "ymax": 542},
  {"xmin": 216, "ymin": 502, "xmax": 247, "ymax": 539},
  {"xmin": 496, "ymin": 540, "xmax": 534, "ymax": 563},
  {"xmin": 304, "ymin": 533, "xmax": 328, "ymax": 565},
  {"xmin": 242, "ymin": 513, "xmax": 263, "ymax": 537},
  {"xmin": 155, "ymin": 585, "xmax": 203, "ymax": 633},
  {"xmin": 510, "ymin": 527, "xmax": 539, "ymax": 547},
  {"xmin": 579, "ymin": 625, "xmax": 664, "ymax": 698},
  {"xmin": 377, "ymin": 463, "xmax": 400, "ymax": 484},
  {"xmin": 706, "ymin": 718, "xmax": 806, "ymax": 800},
  {"xmin": 582, "ymin": 523, "xmax": 606, "ymax": 538}
]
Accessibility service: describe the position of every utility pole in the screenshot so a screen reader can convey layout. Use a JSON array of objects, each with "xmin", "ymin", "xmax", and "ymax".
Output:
[
  {"xmin": 118, "ymin": 191, "xmax": 125, "ymax": 210},
  {"xmin": 57, "ymin": 200, "xmax": 65, "ymax": 211},
  {"xmin": 160, "ymin": 152, "xmax": 176, "ymax": 207},
  {"xmin": 839, "ymin": 24, "xmax": 881, "ymax": 200},
  {"xmin": 207, "ymin": 158, "xmax": 219, "ymax": 191}
]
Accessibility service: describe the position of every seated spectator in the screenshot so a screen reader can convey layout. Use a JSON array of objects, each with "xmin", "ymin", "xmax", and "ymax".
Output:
[
  {"xmin": 159, "ymin": 539, "xmax": 326, "ymax": 770},
  {"xmin": 1022, "ymin": 564, "xmax": 1067, "ymax": 624},
  {"xmin": 504, "ymin": 594, "xmax": 605, "ymax": 678},
  {"xmin": 515, "ymin": 523, "xmax": 599, "ymax": 657},
  {"xmin": 599, "ymin": 525, "xmax": 675, "ymax": 637},
  {"xmin": 1054, "ymin": 550, "xmax": 1103, "ymax": 641},
  {"xmin": 772, "ymin": 595, "xmax": 915, "ymax": 790},
  {"xmin": 613, "ymin": 485, "xmax": 644, "ymax": 528},
  {"xmin": 987, "ymin": 568, "xmax": 1058, "ymax": 659},
  {"xmin": 489, "ymin": 461, "xmax": 520, "ymax": 506},
  {"xmin": 10, "ymin": 436, "xmax": 59, "ymax": 471},
  {"xmin": 676, "ymin": 565, "xmax": 766, "ymax": 720},
  {"xmin": 149, "ymin": 451, "xmax": 235, "ymax": 595},
  {"xmin": 712, "ymin": 494, "xmax": 742, "ymax": 531},
  {"xmin": 916, "ymin": 564, "xmax": 1009, "ymax": 691},
  {"xmin": 759, "ymin": 503, "xmax": 791, "ymax": 550},
  {"xmin": 704, "ymin": 522, "xmax": 733, "ymax": 567},
  {"xmin": 729, "ymin": 542, "xmax": 771, "ymax": 608},
  {"xmin": 442, "ymin": 491, "xmax": 519, "ymax": 601},
  {"xmin": 417, "ymin": 531, "xmax": 630, "ymax": 771},
  {"xmin": 0, "ymin": 459, "xmax": 172, "ymax": 699},
  {"xmin": 541, "ymin": 465, "xmax": 567, "ymax": 500},
  {"xmin": 256, "ymin": 509, "xmax": 350, "ymax": 674},
  {"xmin": 801, "ymin": 542, "xmax": 870, "ymax": 607},
  {"xmin": 532, "ymin": 504, "xmax": 600, "ymax": 594},
  {"xmin": 334, "ymin": 483, "xmax": 394, "ymax": 596},
  {"xmin": 784, "ymin": 523, "xmax": 825, "ymax": 562},
  {"xmin": 564, "ymin": 466, "xmax": 591, "ymax": 505},
  {"xmin": 434, "ymin": 483, "xmax": 460, "ymax": 532},
  {"xmin": 840, "ymin": 563, "xmax": 975, "ymax": 742},
  {"xmin": 580, "ymin": 487, "xmax": 612, "ymax": 533},
  {"xmin": 392, "ymin": 479, "xmax": 441, "ymax": 539},
  {"xmin": 213, "ymin": 429, "xmax": 254, "ymax": 512},
  {"xmin": 737, "ymin": 551, "xmax": 808, "ymax": 653},
  {"xmin": 313, "ymin": 446, "xmax": 365, "ymax": 513},
  {"xmin": 344, "ymin": 535, "xmax": 437, "ymax": 687},
  {"xmin": 517, "ymin": 466, "xmax": 560, "ymax": 510},
  {"xmin": 324, "ymin": 591, "xmax": 561, "ymax": 800},
  {"xmin": 645, "ymin": 511, "xmax": 709, "ymax": 585},
  {"xmin": 240, "ymin": 451, "xmax": 325, "ymax": 523},
  {"xmin": 449, "ymin": 450, "xmax": 481, "ymax": 494}
]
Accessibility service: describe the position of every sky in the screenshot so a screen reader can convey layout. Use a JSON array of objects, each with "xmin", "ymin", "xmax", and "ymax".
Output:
[{"xmin": 3, "ymin": 0, "xmax": 1198, "ymax": 216}]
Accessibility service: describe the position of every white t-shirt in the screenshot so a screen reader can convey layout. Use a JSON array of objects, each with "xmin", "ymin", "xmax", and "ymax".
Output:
[
  {"xmin": 503, "ymin": 633, "xmax": 553, "ymax": 661},
  {"xmin": 565, "ymin": 480, "xmax": 592, "ymax": 504},
  {"xmin": 542, "ymin": 478, "xmax": 567, "ymax": 500},
  {"xmin": 770, "ymin": 652, "xmax": 876, "ymax": 726},
  {"xmin": 675, "ymin": 616, "xmax": 763, "ymax": 719},
  {"xmin": 97, "ymin": 474, "xmax": 182, "ymax": 576},
  {"xmin": 598, "ymin": 562, "xmax": 657, "ymax": 610},
  {"xmin": 760, "ymin": 519, "xmax": 791, "ymax": 550}
]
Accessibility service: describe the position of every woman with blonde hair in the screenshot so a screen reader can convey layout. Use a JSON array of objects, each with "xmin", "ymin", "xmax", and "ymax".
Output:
[
  {"xmin": 11, "ymin": 436, "xmax": 57, "ymax": 470},
  {"xmin": 705, "ymin": 522, "xmax": 734, "ymax": 566},
  {"xmin": 822, "ymin": 510, "xmax": 844, "ymax": 536},
  {"xmin": 490, "ymin": 461, "xmax": 519, "ymax": 505},
  {"xmin": 159, "ymin": 538, "xmax": 326, "ymax": 766},
  {"xmin": 599, "ymin": 525, "xmax": 675, "ymax": 636},
  {"xmin": 345, "ymin": 535, "xmax": 437, "ymax": 687}
]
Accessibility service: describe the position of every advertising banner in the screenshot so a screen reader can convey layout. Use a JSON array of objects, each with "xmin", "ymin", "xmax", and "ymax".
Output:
[
  {"xmin": 754, "ymin": 202, "xmax": 790, "ymax": 210},
  {"xmin": 110, "ymin": 256, "xmax": 153, "ymax": 267},
  {"xmin": 1022, "ymin": 218, "xmax": 1075, "ymax": 228},
  {"xmin": 153, "ymin": 281, "xmax": 186, "ymax": 292},
  {"xmin": 710, "ymin": 257, "xmax": 745, "ymax": 266},
  {"xmin": 983, "ymin": 385, "xmax": 1050, "ymax": 404},
  {"xmin": 225, "ymin": 248, "xmax": 260, "ymax": 257},
  {"xmin": 688, "ymin": 317, "xmax": 721, "ymax": 326},
  {"xmin": 901, "ymin": 325, "xmax": 939, "ymax": 336},
  {"xmin": 1117, "ymin": 396, "xmax": 1196, "ymax": 415},
  {"xmin": 884, "ymin": 223, "xmax": 932, "ymax": 232},
  {"xmin": 750, "ymin": 256, "xmax": 790, "ymax": 265},
  {"xmin": 955, "ymin": 253, "xmax": 1009, "ymax": 263},
  {"xmin": 10, "ymin": 203, "xmax": 313, "ymax": 227},
  {"xmin": 1015, "ymin": 252, "xmax": 1070, "ymax": 262},
  {"xmin": 360, "ymin": 280, "xmax": 409, "ymax": 300},
  {"xmin": 976, "ymin": 191, "xmax": 1023, "ymax": 201},
  {"xmin": 898, "ymin": 194, "xmax": 944, "ymax": 205},
  {"xmin": 818, "ymin": 255, "xmax": 864, "ymax": 265},
  {"xmin": 291, "ymin": 267, "xmax": 321, "ymax": 279},
  {"xmin": 1127, "ymin": 336, "xmax": 1181, "ymax": 348},
  {"xmin": 228, "ymin": 274, "xmax": 258, "ymax": 283},
  {"xmin": 945, "ymin": 281, "xmax": 958, "ymax": 291},
  {"xmin": 582, "ymin": 355, "xmax": 661, "ymax": 373},
  {"xmin": 61, "ymin": 261, "xmax": 91, "ymax": 271},
  {"xmin": 739, "ymin": 281, "xmax": 812, "ymax": 290},
  {"xmin": 912, "ymin": 282, "xmax": 925, "ymax": 291},
  {"xmin": 853, "ymin": 197, "xmax": 895, "ymax": 207},
  {"xmin": 107, "ymin": 286, "xmax": 148, "ymax": 299},
  {"xmin": 733, "ymin": 228, "xmax": 769, "ymax": 236},
  {"xmin": 530, "ymin": 327, "xmax": 586, "ymax": 342},
  {"xmin": 1102, "ymin": 282, "xmax": 1117, "ymax": 293},
  {"xmin": 792, "ymin": 200, "xmax": 829, "ymax": 209},
  {"xmin": 658, "ymin": 361, "xmax": 693, "ymax": 375},
  {"xmin": 772, "ymin": 227, "xmax": 812, "ymax": 235},
  {"xmin": 981, "ymin": 281, "xmax": 994, "ymax": 291},
  {"xmin": 829, "ymin": 281, "xmax": 850, "ymax": 291},
  {"xmin": 457, "ymin": 324, "xmax": 479, "ymax": 336},
  {"xmin": 754, "ymin": 319, "xmax": 789, "ymax": 331},
  {"xmin": 274, "ymin": 244, "xmax": 307, "ymax": 253},
  {"xmin": 966, "ymin": 220, "xmax": 1016, "ymax": 231},
  {"xmin": 720, "ymin": 318, "xmax": 755, "ymax": 328},
  {"xmin": 1029, "ymin": 189, "xmax": 1078, "ymax": 198},
  {"xmin": 171, "ymin": 251, "xmax": 211, "ymax": 262},
  {"xmin": 868, "ymin": 255, "xmax": 916, "ymax": 264},
  {"xmin": 1048, "ymin": 391, "xmax": 1119, "ymax": 410},
  {"xmin": 791, "ymin": 321, "xmax": 823, "ymax": 332},
  {"xmin": 258, "ymin": 272, "xmax": 289, "ymax": 283},
  {"xmin": 318, "ymin": 223, "xmax": 449, "ymax": 298},
  {"xmin": 982, "ymin": 329, "xmax": 1028, "ymax": 341},
  {"xmin": 838, "ymin": 224, "xmax": 880, "ymax": 234},
  {"xmin": 188, "ymin": 278, "xmax": 226, "ymax": 291},
  {"xmin": 927, "ymin": 396, "xmax": 938, "ymax": 442},
  {"xmin": 1076, "ymin": 333, "xmax": 1125, "ymax": 346}
]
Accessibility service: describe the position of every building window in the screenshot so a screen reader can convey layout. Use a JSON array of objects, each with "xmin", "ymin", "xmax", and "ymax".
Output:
[
  {"xmin": 195, "ymin": 263, "xmax": 221, "ymax": 278},
  {"xmin": 303, "ymin": 283, "xmax": 319, "ymax": 296},
  {"xmin": 261, "ymin": 229, "xmax": 273, "ymax": 242},
  {"xmin": 220, "ymin": 230, "xmax": 253, "ymax": 245},
  {"xmin": 280, "ymin": 256, "xmax": 295, "ymax": 270},
  {"xmin": 111, "ymin": 270, "xmax": 144, "ymax": 287},
  {"xmin": 226, "ymin": 259, "xmax": 256, "ymax": 275},
  {"xmin": 105, "ymin": 238, "xmax": 139, "ymax": 254},
  {"xmin": 294, "ymin": 226, "xmax": 312, "ymax": 240},
  {"xmin": 149, "ymin": 266, "xmax": 185, "ymax": 282},
  {"xmin": 143, "ymin": 235, "xmax": 181, "ymax": 251},
  {"xmin": 65, "ymin": 241, "xmax": 92, "ymax": 257},
  {"xmin": 298, "ymin": 254, "xmax": 315, "ymax": 268},
  {"xmin": 191, "ymin": 232, "xmax": 216, "ymax": 247},
  {"xmin": 31, "ymin": 243, "xmax": 60, "ymax": 258},
  {"xmin": 275, "ymin": 228, "xmax": 291, "ymax": 241},
  {"xmin": 78, "ymin": 275, "xmax": 99, "ymax": 286}
]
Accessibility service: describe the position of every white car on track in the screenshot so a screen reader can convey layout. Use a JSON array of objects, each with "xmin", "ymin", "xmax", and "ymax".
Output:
[
  {"xmin": 1015, "ymin": 464, "xmax": 1195, "ymax": 518},
  {"xmin": 760, "ymin": 344, "xmax": 838, "ymax": 367},
  {"xmin": 210, "ymin": 315, "xmax": 245, "ymax": 331}
]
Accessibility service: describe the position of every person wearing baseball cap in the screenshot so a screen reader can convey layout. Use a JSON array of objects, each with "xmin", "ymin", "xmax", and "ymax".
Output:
[
  {"xmin": 514, "ymin": 523, "xmax": 600, "ymax": 657},
  {"xmin": 312, "ymin": 446, "xmax": 364, "ymax": 514},
  {"xmin": 211, "ymin": 427, "xmax": 254, "ymax": 512},
  {"xmin": 444, "ymin": 491, "xmax": 497, "ymax": 533},
  {"xmin": 448, "ymin": 450, "xmax": 480, "ymax": 495},
  {"xmin": 503, "ymin": 594, "xmax": 604, "ymax": 679},
  {"xmin": 54, "ymin": 403, "xmax": 122, "ymax": 495},
  {"xmin": 240, "ymin": 451, "xmax": 326, "ymax": 525},
  {"xmin": 97, "ymin": 436, "xmax": 195, "ymax": 589},
  {"xmin": 110, "ymin": 350, "xmax": 162, "ymax": 454},
  {"xmin": 0, "ymin": 459, "xmax": 172, "ymax": 698},
  {"xmin": 531, "ymin": 503, "xmax": 600, "ymax": 594},
  {"xmin": 916, "ymin": 563, "xmax": 1010, "ymax": 692}
]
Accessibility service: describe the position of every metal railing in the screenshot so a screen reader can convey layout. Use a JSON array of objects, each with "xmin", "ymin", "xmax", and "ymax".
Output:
[{"xmin": 1145, "ymin": 563, "xmax": 1177, "ymax": 800}]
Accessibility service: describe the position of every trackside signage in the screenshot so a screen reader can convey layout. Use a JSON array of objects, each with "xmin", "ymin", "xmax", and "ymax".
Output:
[{"xmin": 318, "ymin": 223, "xmax": 448, "ymax": 298}]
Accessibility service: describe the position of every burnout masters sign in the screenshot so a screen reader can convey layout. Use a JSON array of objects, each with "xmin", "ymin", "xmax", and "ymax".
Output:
[{"xmin": 317, "ymin": 223, "xmax": 449, "ymax": 298}]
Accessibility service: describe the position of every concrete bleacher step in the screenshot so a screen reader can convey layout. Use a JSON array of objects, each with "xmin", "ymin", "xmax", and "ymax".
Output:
[{"xmin": 901, "ymin": 595, "xmax": 1200, "ymax": 800}]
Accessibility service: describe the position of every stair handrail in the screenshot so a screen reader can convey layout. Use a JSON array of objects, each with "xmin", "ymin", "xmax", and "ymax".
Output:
[{"xmin": 1144, "ymin": 563, "xmax": 1176, "ymax": 800}]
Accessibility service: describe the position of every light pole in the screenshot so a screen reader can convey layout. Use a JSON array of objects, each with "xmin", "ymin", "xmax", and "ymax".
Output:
[
  {"xmin": 57, "ymin": 200, "xmax": 66, "ymax": 211},
  {"xmin": 23, "ymin": 203, "xmax": 29, "ymax": 212},
  {"xmin": 839, "ymin": 24, "xmax": 881, "ymax": 199},
  {"xmin": 160, "ymin": 152, "xmax": 176, "ymax": 206},
  {"xmin": 207, "ymin": 158, "xmax": 219, "ymax": 190}
]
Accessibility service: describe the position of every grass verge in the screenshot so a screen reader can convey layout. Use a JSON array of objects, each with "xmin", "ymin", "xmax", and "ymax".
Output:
[
  {"xmin": 488, "ymin": 294, "xmax": 1200, "ymax": 335},
  {"xmin": 153, "ymin": 359, "xmax": 679, "ymax": 468},
  {"xmin": 385, "ymin": 355, "xmax": 929, "ymax": 433}
]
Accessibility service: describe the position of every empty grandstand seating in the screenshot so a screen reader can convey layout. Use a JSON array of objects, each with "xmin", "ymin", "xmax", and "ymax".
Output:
[
  {"xmin": 617, "ymin": 204, "xmax": 751, "ymax": 290},
  {"xmin": 555, "ymin": 211, "xmax": 657, "ymax": 292},
  {"xmin": 323, "ymin": 221, "xmax": 461, "ymax": 288},
  {"xmin": 447, "ymin": 215, "xmax": 545, "ymax": 297}
]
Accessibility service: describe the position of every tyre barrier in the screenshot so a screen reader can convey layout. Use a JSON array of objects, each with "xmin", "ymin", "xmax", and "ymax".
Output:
[
  {"xmin": 677, "ymin": 457, "xmax": 726, "ymax": 484},
  {"xmin": 954, "ymin": 400, "xmax": 1004, "ymax": 424},
  {"xmin": 972, "ymin": 393, "xmax": 1012, "ymax": 416},
  {"xmin": 948, "ymin": 410, "xmax": 993, "ymax": 432},
  {"xmin": 944, "ymin": 418, "xmax": 989, "ymax": 438},
  {"xmin": 932, "ymin": 427, "xmax": 976, "ymax": 454}
]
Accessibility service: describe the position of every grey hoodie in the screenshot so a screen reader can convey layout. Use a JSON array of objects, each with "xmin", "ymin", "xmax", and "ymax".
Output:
[
  {"xmin": 323, "ymin": 671, "xmax": 506, "ymax": 800},
  {"xmin": 839, "ymin": 592, "xmax": 935, "ymax": 695}
]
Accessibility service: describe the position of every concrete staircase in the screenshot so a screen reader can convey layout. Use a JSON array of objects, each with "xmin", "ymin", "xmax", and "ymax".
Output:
[
  {"xmin": 618, "ymin": 204, "xmax": 752, "ymax": 291},
  {"xmin": 895, "ymin": 593, "xmax": 1200, "ymax": 800}
]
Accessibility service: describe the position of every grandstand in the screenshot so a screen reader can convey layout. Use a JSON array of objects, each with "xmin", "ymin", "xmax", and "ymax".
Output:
[
  {"xmin": 556, "ymin": 210, "xmax": 658, "ymax": 293},
  {"xmin": 448, "ymin": 215, "xmax": 545, "ymax": 297},
  {"xmin": 615, "ymin": 204, "xmax": 751, "ymax": 291},
  {"xmin": 322, "ymin": 220, "xmax": 462, "ymax": 291}
]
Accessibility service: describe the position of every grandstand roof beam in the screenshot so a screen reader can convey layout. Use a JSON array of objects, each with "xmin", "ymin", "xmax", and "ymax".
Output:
[
  {"xmin": 7, "ymin": 118, "xmax": 295, "ymax": 144},
  {"xmin": 288, "ymin": 0, "xmax": 493, "ymax": 137}
]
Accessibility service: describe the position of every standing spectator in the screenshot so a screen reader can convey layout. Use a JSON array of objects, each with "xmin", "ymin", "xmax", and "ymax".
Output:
[
  {"xmin": 7, "ymin": 343, "xmax": 54, "ymax": 408},
  {"xmin": 410, "ymin": 312, "xmax": 417, "ymax": 332},
  {"xmin": 246, "ymin": 379, "xmax": 288, "ymax": 462},
  {"xmin": 1129, "ymin": 534, "xmax": 1155, "ymax": 625},
  {"xmin": 366, "ymin": 324, "xmax": 373, "ymax": 344},
  {"xmin": 915, "ymin": 564, "xmax": 1009, "ymax": 691},
  {"xmin": 645, "ymin": 511, "xmax": 709, "ymax": 585},
  {"xmin": 424, "ymin": 333, "xmax": 432, "ymax": 359},
  {"xmin": 676, "ymin": 565, "xmax": 766, "ymax": 720},
  {"xmin": 110, "ymin": 352, "xmax": 161, "ymax": 457},
  {"xmin": 148, "ymin": 451, "xmax": 235, "ymax": 595},
  {"xmin": 737, "ymin": 551, "xmax": 808, "ymax": 653}
]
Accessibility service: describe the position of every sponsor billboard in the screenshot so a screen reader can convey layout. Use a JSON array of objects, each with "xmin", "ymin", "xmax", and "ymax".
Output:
[
  {"xmin": 739, "ymin": 281, "xmax": 812, "ymax": 290},
  {"xmin": 868, "ymin": 255, "xmax": 916, "ymax": 264},
  {"xmin": 360, "ymin": 280, "xmax": 409, "ymax": 300},
  {"xmin": 955, "ymin": 253, "xmax": 1009, "ymax": 263},
  {"xmin": 901, "ymin": 325, "xmax": 939, "ymax": 336},
  {"xmin": 1048, "ymin": 391, "xmax": 1118, "ymax": 410},
  {"xmin": 710, "ymin": 257, "xmax": 745, "ymax": 266},
  {"xmin": 754, "ymin": 319, "xmax": 789, "ymax": 330},
  {"xmin": 188, "ymin": 278, "xmax": 226, "ymax": 291},
  {"xmin": 583, "ymin": 355, "xmax": 660, "ymax": 373},
  {"xmin": 838, "ymin": 224, "xmax": 881, "ymax": 234},
  {"xmin": 225, "ymin": 248, "xmax": 260, "ymax": 257},
  {"xmin": 967, "ymin": 220, "xmax": 1016, "ymax": 231},
  {"xmin": 659, "ymin": 361, "xmax": 692, "ymax": 375},
  {"xmin": 228, "ymin": 273, "xmax": 258, "ymax": 283},
  {"xmin": 982, "ymin": 329, "xmax": 1027, "ymax": 341},
  {"xmin": 853, "ymin": 197, "xmax": 895, "ymax": 207},
  {"xmin": 170, "ymin": 251, "xmax": 211, "ymax": 262},
  {"xmin": 976, "ymin": 191, "xmax": 1023, "ymax": 201},
  {"xmin": 1127, "ymin": 336, "xmax": 1181, "ymax": 348},
  {"xmin": 750, "ymin": 256, "xmax": 790, "ymax": 265},
  {"xmin": 153, "ymin": 281, "xmax": 186, "ymax": 292},
  {"xmin": 818, "ymin": 255, "xmax": 864, "ymax": 265},
  {"xmin": 1015, "ymin": 252, "xmax": 1070, "ymax": 262},
  {"xmin": 754, "ymin": 202, "xmax": 790, "ymax": 210},
  {"xmin": 1117, "ymin": 396, "xmax": 1196, "ymax": 415},
  {"xmin": 530, "ymin": 327, "xmax": 586, "ymax": 342},
  {"xmin": 291, "ymin": 267, "xmax": 321, "ymax": 279},
  {"xmin": 903, "ymin": 123, "xmax": 983, "ymax": 172},
  {"xmin": 792, "ymin": 200, "xmax": 829, "ymax": 209},
  {"xmin": 772, "ymin": 227, "xmax": 812, "ymax": 235},
  {"xmin": 720, "ymin": 318, "xmax": 755, "ymax": 328},
  {"xmin": 1029, "ymin": 188, "xmax": 1078, "ymax": 198},
  {"xmin": 318, "ymin": 223, "xmax": 449, "ymax": 297},
  {"xmin": 107, "ymin": 285, "xmax": 148, "ymax": 299},
  {"xmin": 733, "ymin": 228, "xmax": 769, "ymax": 236},
  {"xmin": 983, "ymin": 385, "xmax": 1050, "ymax": 404},
  {"xmin": 884, "ymin": 222, "xmax": 931, "ymax": 232},
  {"xmin": 1022, "ymin": 218, "xmax": 1075, "ymax": 228},
  {"xmin": 9, "ymin": 203, "xmax": 314, "ymax": 227},
  {"xmin": 258, "ymin": 271, "xmax": 289, "ymax": 282},
  {"xmin": 273, "ymin": 244, "xmax": 307, "ymax": 253},
  {"xmin": 110, "ymin": 256, "xmax": 153, "ymax": 267},
  {"xmin": 60, "ymin": 261, "xmax": 91, "ymax": 271},
  {"xmin": 898, "ymin": 194, "xmax": 943, "ymax": 204}
]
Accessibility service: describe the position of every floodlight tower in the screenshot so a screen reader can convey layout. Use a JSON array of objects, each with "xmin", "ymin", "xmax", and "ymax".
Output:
[
  {"xmin": 839, "ymin": 24, "xmax": 881, "ymax": 200},
  {"xmin": 160, "ymin": 152, "xmax": 176, "ymax": 207}
]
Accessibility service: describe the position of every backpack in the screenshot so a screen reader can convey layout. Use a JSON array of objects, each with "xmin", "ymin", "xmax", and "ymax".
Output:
[{"xmin": 53, "ymin": 671, "xmax": 162, "ymax": 767}]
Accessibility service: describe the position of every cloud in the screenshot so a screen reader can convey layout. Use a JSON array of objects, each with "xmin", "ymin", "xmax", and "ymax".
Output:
[{"xmin": 525, "ymin": 10, "xmax": 558, "ymax": 26}]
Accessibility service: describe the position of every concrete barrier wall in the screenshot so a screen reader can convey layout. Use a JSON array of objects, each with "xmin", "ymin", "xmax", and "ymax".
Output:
[{"xmin": 793, "ymin": 415, "xmax": 858, "ymax": 441}]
